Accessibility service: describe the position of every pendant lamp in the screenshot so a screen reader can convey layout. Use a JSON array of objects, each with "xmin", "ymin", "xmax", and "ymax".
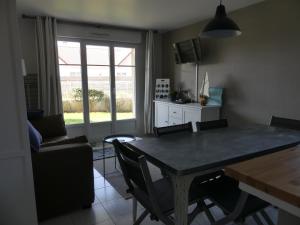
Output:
[{"xmin": 202, "ymin": 0, "xmax": 241, "ymax": 38}]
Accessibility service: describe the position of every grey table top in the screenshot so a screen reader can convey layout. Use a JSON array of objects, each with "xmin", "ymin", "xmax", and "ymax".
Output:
[{"xmin": 128, "ymin": 126, "xmax": 300, "ymax": 175}]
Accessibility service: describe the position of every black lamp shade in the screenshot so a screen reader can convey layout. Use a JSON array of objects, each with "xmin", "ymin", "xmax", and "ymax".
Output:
[{"xmin": 202, "ymin": 4, "xmax": 241, "ymax": 38}]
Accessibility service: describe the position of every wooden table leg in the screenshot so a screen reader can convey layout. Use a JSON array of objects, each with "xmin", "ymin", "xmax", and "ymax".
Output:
[
  {"xmin": 171, "ymin": 175, "xmax": 194, "ymax": 225},
  {"xmin": 277, "ymin": 210, "xmax": 300, "ymax": 225}
]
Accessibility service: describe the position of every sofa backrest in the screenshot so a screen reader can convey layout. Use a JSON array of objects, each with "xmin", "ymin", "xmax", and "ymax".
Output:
[{"xmin": 30, "ymin": 114, "xmax": 67, "ymax": 140}]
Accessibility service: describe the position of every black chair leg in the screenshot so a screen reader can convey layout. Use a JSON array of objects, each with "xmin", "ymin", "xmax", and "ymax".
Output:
[
  {"xmin": 102, "ymin": 141, "xmax": 106, "ymax": 179},
  {"xmin": 133, "ymin": 210, "xmax": 149, "ymax": 225},
  {"xmin": 188, "ymin": 204, "xmax": 202, "ymax": 224},
  {"xmin": 132, "ymin": 198, "xmax": 137, "ymax": 222},
  {"xmin": 198, "ymin": 200, "xmax": 215, "ymax": 224},
  {"xmin": 253, "ymin": 213, "xmax": 264, "ymax": 225},
  {"xmin": 260, "ymin": 210, "xmax": 275, "ymax": 225},
  {"xmin": 211, "ymin": 192, "xmax": 249, "ymax": 225}
]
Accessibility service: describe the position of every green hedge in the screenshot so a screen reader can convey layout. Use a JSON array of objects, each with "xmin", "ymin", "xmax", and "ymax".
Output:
[{"xmin": 63, "ymin": 97, "xmax": 133, "ymax": 113}]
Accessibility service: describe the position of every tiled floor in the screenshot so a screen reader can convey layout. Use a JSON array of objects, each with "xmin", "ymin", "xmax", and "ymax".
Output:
[{"xmin": 39, "ymin": 165, "xmax": 278, "ymax": 225}]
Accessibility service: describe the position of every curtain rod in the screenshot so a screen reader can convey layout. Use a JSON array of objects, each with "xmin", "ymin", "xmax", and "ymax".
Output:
[{"xmin": 22, "ymin": 14, "xmax": 150, "ymax": 33}]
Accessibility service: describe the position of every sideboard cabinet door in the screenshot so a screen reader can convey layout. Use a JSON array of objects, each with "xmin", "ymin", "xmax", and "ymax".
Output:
[{"xmin": 155, "ymin": 102, "xmax": 169, "ymax": 127}]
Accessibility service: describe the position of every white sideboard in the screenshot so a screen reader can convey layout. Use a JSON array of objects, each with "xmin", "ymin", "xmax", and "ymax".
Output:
[{"xmin": 154, "ymin": 100, "xmax": 220, "ymax": 131}]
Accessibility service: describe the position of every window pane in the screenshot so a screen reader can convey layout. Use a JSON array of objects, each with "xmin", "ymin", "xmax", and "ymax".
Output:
[
  {"xmin": 86, "ymin": 45, "xmax": 110, "ymax": 65},
  {"xmin": 57, "ymin": 41, "xmax": 81, "ymax": 65},
  {"xmin": 115, "ymin": 66, "xmax": 135, "ymax": 120},
  {"xmin": 87, "ymin": 66, "xmax": 111, "ymax": 123},
  {"xmin": 114, "ymin": 47, "xmax": 135, "ymax": 66},
  {"xmin": 59, "ymin": 65, "xmax": 84, "ymax": 125}
]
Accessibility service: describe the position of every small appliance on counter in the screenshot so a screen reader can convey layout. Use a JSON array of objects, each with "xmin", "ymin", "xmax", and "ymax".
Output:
[{"xmin": 170, "ymin": 89, "xmax": 192, "ymax": 104}]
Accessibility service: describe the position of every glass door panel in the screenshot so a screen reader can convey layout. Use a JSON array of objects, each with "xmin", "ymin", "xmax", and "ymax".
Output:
[
  {"xmin": 86, "ymin": 45, "xmax": 112, "ymax": 123},
  {"xmin": 57, "ymin": 41, "xmax": 84, "ymax": 125},
  {"xmin": 114, "ymin": 47, "xmax": 136, "ymax": 120}
]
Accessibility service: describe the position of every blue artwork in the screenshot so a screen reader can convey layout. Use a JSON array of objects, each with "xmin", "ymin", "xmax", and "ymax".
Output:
[{"xmin": 207, "ymin": 87, "xmax": 223, "ymax": 106}]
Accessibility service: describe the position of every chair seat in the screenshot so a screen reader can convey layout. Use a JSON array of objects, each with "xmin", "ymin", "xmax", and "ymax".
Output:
[
  {"xmin": 134, "ymin": 177, "xmax": 206, "ymax": 215},
  {"xmin": 200, "ymin": 176, "xmax": 269, "ymax": 219}
]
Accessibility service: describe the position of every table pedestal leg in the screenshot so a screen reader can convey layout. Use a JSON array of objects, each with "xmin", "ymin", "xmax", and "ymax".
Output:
[
  {"xmin": 277, "ymin": 210, "xmax": 300, "ymax": 225},
  {"xmin": 171, "ymin": 175, "xmax": 193, "ymax": 225}
]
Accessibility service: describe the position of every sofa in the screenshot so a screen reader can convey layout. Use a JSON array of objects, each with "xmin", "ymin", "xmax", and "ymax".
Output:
[{"xmin": 29, "ymin": 114, "xmax": 94, "ymax": 221}]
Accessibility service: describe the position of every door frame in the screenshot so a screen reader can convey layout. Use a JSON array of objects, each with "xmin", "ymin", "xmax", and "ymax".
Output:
[{"xmin": 57, "ymin": 37, "xmax": 138, "ymax": 140}]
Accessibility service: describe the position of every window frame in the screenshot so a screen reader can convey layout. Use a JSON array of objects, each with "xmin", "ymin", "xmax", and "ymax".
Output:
[{"xmin": 57, "ymin": 37, "xmax": 137, "ymax": 128}]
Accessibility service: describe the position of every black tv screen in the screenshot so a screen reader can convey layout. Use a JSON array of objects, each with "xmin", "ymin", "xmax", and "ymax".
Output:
[{"xmin": 172, "ymin": 38, "xmax": 201, "ymax": 64}]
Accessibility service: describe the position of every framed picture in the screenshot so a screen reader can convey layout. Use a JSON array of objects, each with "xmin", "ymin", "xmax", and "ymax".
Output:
[{"xmin": 155, "ymin": 79, "xmax": 170, "ymax": 99}]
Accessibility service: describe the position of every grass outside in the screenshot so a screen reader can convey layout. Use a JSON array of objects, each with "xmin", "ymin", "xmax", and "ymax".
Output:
[{"xmin": 64, "ymin": 112, "xmax": 134, "ymax": 125}]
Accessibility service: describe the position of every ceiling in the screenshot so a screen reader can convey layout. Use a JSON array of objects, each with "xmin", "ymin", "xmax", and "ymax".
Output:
[{"xmin": 17, "ymin": 0, "xmax": 264, "ymax": 31}]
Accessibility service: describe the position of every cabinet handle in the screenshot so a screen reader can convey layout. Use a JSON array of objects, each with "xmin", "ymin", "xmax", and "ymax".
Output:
[{"xmin": 173, "ymin": 112, "xmax": 176, "ymax": 114}]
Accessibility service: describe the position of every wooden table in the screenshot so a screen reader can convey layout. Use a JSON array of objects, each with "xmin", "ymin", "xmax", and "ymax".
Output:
[
  {"xmin": 128, "ymin": 126, "xmax": 300, "ymax": 225},
  {"xmin": 226, "ymin": 146, "xmax": 300, "ymax": 225}
]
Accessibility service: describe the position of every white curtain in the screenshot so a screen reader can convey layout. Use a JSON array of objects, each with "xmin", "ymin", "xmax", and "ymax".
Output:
[
  {"xmin": 144, "ymin": 31, "xmax": 161, "ymax": 134},
  {"xmin": 36, "ymin": 16, "xmax": 62, "ymax": 115}
]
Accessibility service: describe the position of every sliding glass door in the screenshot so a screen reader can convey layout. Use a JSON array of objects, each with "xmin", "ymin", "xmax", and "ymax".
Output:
[
  {"xmin": 57, "ymin": 39, "xmax": 136, "ymax": 128},
  {"xmin": 86, "ymin": 44, "xmax": 112, "ymax": 123},
  {"xmin": 114, "ymin": 47, "xmax": 136, "ymax": 120},
  {"xmin": 57, "ymin": 41, "xmax": 84, "ymax": 125}
]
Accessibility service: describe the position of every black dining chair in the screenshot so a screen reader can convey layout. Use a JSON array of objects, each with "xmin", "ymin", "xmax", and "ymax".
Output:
[
  {"xmin": 270, "ymin": 116, "xmax": 300, "ymax": 130},
  {"xmin": 112, "ymin": 139, "xmax": 214, "ymax": 225},
  {"xmin": 196, "ymin": 119, "xmax": 228, "ymax": 131},
  {"xmin": 196, "ymin": 119, "xmax": 274, "ymax": 225},
  {"xmin": 153, "ymin": 122, "xmax": 193, "ymax": 137},
  {"xmin": 198, "ymin": 175, "xmax": 274, "ymax": 225}
]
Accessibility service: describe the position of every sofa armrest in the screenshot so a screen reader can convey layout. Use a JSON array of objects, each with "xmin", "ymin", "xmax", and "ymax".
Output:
[
  {"xmin": 30, "ymin": 114, "xmax": 67, "ymax": 139},
  {"xmin": 32, "ymin": 143, "xmax": 93, "ymax": 166},
  {"xmin": 41, "ymin": 135, "xmax": 88, "ymax": 147}
]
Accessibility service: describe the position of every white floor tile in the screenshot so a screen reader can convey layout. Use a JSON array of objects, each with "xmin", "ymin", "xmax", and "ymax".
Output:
[
  {"xmin": 70, "ymin": 204, "xmax": 111, "ymax": 225},
  {"xmin": 94, "ymin": 176, "xmax": 111, "ymax": 189},
  {"xmin": 93, "ymin": 195, "xmax": 100, "ymax": 206},
  {"xmin": 94, "ymin": 169, "xmax": 102, "ymax": 178},
  {"xmin": 39, "ymin": 215, "xmax": 73, "ymax": 225},
  {"xmin": 94, "ymin": 220, "xmax": 115, "ymax": 225},
  {"xmin": 95, "ymin": 186, "xmax": 122, "ymax": 203}
]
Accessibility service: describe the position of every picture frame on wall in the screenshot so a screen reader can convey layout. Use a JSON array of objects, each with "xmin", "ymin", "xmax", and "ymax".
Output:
[{"xmin": 155, "ymin": 79, "xmax": 170, "ymax": 100}]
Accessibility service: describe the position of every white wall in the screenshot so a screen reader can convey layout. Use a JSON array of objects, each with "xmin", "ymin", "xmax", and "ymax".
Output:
[
  {"xmin": 163, "ymin": 0, "xmax": 300, "ymax": 125},
  {"xmin": 0, "ymin": 1, "xmax": 38, "ymax": 225}
]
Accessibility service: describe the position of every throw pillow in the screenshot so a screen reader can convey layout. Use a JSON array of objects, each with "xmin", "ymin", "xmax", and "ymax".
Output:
[{"xmin": 27, "ymin": 120, "xmax": 43, "ymax": 151}]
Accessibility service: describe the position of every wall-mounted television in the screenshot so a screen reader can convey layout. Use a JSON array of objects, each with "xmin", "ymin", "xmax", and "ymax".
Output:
[{"xmin": 172, "ymin": 38, "xmax": 201, "ymax": 64}]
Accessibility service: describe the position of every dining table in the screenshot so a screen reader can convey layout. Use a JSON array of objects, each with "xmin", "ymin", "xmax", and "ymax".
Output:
[
  {"xmin": 127, "ymin": 125, "xmax": 300, "ymax": 225},
  {"xmin": 225, "ymin": 146, "xmax": 300, "ymax": 225}
]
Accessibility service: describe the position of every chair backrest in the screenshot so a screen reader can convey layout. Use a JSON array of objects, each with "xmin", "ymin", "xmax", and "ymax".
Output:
[
  {"xmin": 113, "ymin": 140, "xmax": 162, "ymax": 215},
  {"xmin": 196, "ymin": 119, "xmax": 228, "ymax": 131},
  {"xmin": 113, "ymin": 140, "xmax": 148, "ymax": 192},
  {"xmin": 270, "ymin": 116, "xmax": 300, "ymax": 130},
  {"xmin": 153, "ymin": 122, "xmax": 193, "ymax": 137}
]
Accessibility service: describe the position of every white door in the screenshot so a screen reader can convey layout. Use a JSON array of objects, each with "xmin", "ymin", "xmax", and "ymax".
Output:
[
  {"xmin": 155, "ymin": 103, "xmax": 169, "ymax": 127},
  {"xmin": 0, "ymin": 0, "xmax": 38, "ymax": 224},
  {"xmin": 57, "ymin": 40, "xmax": 137, "ymax": 141}
]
